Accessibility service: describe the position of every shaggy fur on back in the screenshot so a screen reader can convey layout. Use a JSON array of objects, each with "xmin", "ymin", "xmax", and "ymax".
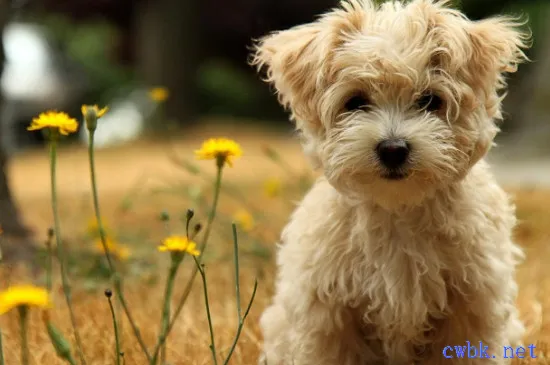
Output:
[{"xmin": 251, "ymin": 0, "xmax": 531, "ymax": 364}]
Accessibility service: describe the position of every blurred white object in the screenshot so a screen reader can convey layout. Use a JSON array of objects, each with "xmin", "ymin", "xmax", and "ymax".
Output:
[
  {"xmin": 2, "ymin": 22, "xmax": 63, "ymax": 103},
  {"xmin": 1, "ymin": 21, "xmax": 162, "ymax": 151},
  {"xmin": 1, "ymin": 21, "xmax": 88, "ymax": 153},
  {"xmin": 79, "ymin": 89, "xmax": 157, "ymax": 148}
]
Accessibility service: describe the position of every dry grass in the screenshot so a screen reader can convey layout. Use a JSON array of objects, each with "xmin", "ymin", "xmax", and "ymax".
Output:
[{"xmin": 0, "ymin": 125, "xmax": 549, "ymax": 364}]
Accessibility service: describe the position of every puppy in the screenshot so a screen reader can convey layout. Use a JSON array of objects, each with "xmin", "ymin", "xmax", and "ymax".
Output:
[{"xmin": 251, "ymin": 0, "xmax": 531, "ymax": 364}]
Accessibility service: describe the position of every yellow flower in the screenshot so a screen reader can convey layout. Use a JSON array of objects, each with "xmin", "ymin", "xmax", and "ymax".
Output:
[
  {"xmin": 233, "ymin": 209, "xmax": 255, "ymax": 232},
  {"xmin": 27, "ymin": 111, "xmax": 78, "ymax": 136},
  {"xmin": 263, "ymin": 178, "xmax": 282, "ymax": 198},
  {"xmin": 81, "ymin": 105, "xmax": 108, "ymax": 131},
  {"xmin": 0, "ymin": 285, "xmax": 51, "ymax": 315},
  {"xmin": 87, "ymin": 217, "xmax": 110, "ymax": 237},
  {"xmin": 195, "ymin": 138, "xmax": 242, "ymax": 167},
  {"xmin": 149, "ymin": 87, "xmax": 169, "ymax": 102},
  {"xmin": 114, "ymin": 245, "xmax": 131, "ymax": 261},
  {"xmin": 94, "ymin": 238, "xmax": 131, "ymax": 261},
  {"xmin": 81, "ymin": 105, "xmax": 109, "ymax": 119},
  {"xmin": 158, "ymin": 235, "xmax": 200, "ymax": 256}
]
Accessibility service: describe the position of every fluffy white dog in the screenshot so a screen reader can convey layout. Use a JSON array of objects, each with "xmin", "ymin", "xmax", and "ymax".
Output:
[{"xmin": 251, "ymin": 0, "xmax": 531, "ymax": 364}]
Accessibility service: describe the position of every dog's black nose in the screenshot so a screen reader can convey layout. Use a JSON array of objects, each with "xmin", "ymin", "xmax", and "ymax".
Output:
[{"xmin": 376, "ymin": 139, "xmax": 410, "ymax": 169}]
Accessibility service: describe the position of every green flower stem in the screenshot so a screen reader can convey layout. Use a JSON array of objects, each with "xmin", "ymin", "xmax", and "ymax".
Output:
[
  {"xmin": 151, "ymin": 162, "xmax": 224, "ymax": 360},
  {"xmin": 232, "ymin": 224, "xmax": 241, "ymax": 319},
  {"xmin": 18, "ymin": 306, "xmax": 28, "ymax": 365},
  {"xmin": 161, "ymin": 208, "xmax": 172, "ymax": 364},
  {"xmin": 49, "ymin": 137, "xmax": 87, "ymax": 365},
  {"xmin": 223, "ymin": 224, "xmax": 258, "ymax": 365},
  {"xmin": 45, "ymin": 236, "xmax": 53, "ymax": 292},
  {"xmin": 194, "ymin": 259, "xmax": 218, "ymax": 365},
  {"xmin": 87, "ymin": 132, "xmax": 152, "ymax": 362},
  {"xmin": 0, "ymin": 328, "xmax": 4, "ymax": 365},
  {"xmin": 196, "ymin": 159, "xmax": 223, "ymax": 257},
  {"xmin": 150, "ymin": 255, "xmax": 182, "ymax": 365},
  {"xmin": 115, "ymin": 294, "xmax": 124, "ymax": 358},
  {"xmin": 87, "ymin": 133, "xmax": 115, "ymax": 268},
  {"xmin": 112, "ymin": 277, "xmax": 150, "ymax": 360},
  {"xmin": 169, "ymin": 155, "xmax": 274, "ymax": 224},
  {"xmin": 107, "ymin": 295, "xmax": 121, "ymax": 365}
]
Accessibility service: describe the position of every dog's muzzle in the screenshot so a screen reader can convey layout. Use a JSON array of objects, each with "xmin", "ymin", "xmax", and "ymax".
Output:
[{"xmin": 376, "ymin": 139, "xmax": 410, "ymax": 180}]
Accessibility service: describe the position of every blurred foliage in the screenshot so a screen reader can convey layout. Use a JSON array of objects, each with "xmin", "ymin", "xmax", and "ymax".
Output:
[
  {"xmin": 63, "ymin": 23, "xmax": 132, "ymax": 93},
  {"xmin": 197, "ymin": 60, "xmax": 261, "ymax": 115},
  {"xmin": 34, "ymin": 13, "xmax": 136, "ymax": 104},
  {"xmin": 196, "ymin": 59, "xmax": 287, "ymax": 121}
]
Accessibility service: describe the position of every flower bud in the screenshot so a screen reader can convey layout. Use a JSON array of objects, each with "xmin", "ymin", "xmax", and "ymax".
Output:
[
  {"xmin": 46, "ymin": 321, "xmax": 76, "ymax": 364},
  {"xmin": 81, "ymin": 105, "xmax": 108, "ymax": 133}
]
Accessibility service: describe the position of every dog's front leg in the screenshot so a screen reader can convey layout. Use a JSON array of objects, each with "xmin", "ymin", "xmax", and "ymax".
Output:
[{"xmin": 259, "ymin": 291, "xmax": 373, "ymax": 365}]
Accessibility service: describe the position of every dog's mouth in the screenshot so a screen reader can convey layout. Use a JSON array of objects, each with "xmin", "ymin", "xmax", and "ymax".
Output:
[{"xmin": 382, "ymin": 170, "xmax": 409, "ymax": 181}]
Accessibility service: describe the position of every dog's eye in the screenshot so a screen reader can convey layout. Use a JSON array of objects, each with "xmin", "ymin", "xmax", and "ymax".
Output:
[
  {"xmin": 416, "ymin": 93, "xmax": 443, "ymax": 112},
  {"xmin": 344, "ymin": 95, "xmax": 369, "ymax": 111}
]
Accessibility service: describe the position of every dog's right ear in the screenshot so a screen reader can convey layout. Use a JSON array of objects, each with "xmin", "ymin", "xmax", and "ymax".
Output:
[{"xmin": 251, "ymin": 23, "xmax": 329, "ymax": 122}]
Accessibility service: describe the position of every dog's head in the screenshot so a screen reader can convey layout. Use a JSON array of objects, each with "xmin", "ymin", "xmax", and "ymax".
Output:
[{"xmin": 251, "ymin": 0, "xmax": 530, "ymax": 209}]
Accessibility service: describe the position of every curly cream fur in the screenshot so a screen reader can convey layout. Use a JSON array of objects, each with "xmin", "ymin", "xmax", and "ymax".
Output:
[{"xmin": 251, "ymin": 0, "xmax": 531, "ymax": 364}]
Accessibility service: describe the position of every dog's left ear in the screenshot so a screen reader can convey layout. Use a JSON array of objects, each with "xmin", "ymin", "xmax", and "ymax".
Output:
[
  {"xmin": 467, "ymin": 17, "xmax": 530, "ymax": 80},
  {"xmin": 465, "ymin": 16, "xmax": 531, "ymax": 167}
]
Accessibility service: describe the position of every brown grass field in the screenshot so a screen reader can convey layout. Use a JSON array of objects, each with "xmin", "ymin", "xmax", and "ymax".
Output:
[{"xmin": 0, "ymin": 123, "xmax": 549, "ymax": 364}]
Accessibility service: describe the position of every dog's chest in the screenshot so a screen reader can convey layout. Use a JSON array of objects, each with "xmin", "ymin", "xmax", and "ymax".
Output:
[
  {"xmin": 311, "ymin": 214, "xmax": 478, "ymax": 338},
  {"xmin": 315, "ymin": 224, "xmax": 448, "ymax": 299}
]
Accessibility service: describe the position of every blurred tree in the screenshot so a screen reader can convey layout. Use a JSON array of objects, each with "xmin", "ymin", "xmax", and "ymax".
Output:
[
  {"xmin": 134, "ymin": 0, "xmax": 201, "ymax": 128},
  {"xmin": 0, "ymin": 0, "xmax": 35, "ymax": 261}
]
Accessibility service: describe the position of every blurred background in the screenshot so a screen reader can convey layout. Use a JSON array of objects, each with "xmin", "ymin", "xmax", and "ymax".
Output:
[{"xmin": 0, "ymin": 0, "xmax": 549, "ymax": 248}]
